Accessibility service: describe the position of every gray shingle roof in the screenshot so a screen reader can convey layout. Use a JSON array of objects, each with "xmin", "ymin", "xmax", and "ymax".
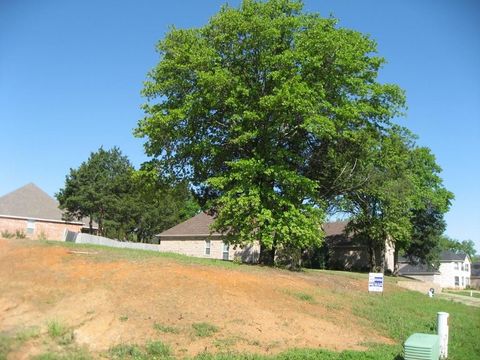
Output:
[
  {"xmin": 157, "ymin": 212, "xmax": 220, "ymax": 237},
  {"xmin": 0, "ymin": 183, "xmax": 82, "ymax": 224},
  {"xmin": 439, "ymin": 250, "xmax": 468, "ymax": 262},
  {"xmin": 158, "ymin": 214, "xmax": 353, "ymax": 241},
  {"xmin": 398, "ymin": 262, "xmax": 441, "ymax": 275}
]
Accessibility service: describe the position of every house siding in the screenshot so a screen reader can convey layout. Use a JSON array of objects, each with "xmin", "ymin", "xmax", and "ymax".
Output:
[
  {"xmin": 434, "ymin": 259, "xmax": 471, "ymax": 289},
  {"xmin": 0, "ymin": 216, "xmax": 82, "ymax": 241},
  {"xmin": 157, "ymin": 238, "xmax": 260, "ymax": 263},
  {"xmin": 328, "ymin": 239, "xmax": 395, "ymax": 272}
]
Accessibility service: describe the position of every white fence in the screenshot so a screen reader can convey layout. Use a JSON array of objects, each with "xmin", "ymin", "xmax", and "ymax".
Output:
[{"xmin": 66, "ymin": 231, "xmax": 161, "ymax": 252}]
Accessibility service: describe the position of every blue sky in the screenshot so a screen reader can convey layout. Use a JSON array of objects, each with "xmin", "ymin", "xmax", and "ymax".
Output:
[{"xmin": 1, "ymin": 1, "xmax": 479, "ymax": 251}]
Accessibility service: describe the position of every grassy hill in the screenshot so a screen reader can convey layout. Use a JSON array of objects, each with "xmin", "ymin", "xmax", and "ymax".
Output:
[{"xmin": 0, "ymin": 238, "xmax": 478, "ymax": 360}]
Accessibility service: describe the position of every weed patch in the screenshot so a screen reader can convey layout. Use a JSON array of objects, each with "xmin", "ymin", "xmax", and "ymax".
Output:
[
  {"xmin": 47, "ymin": 320, "xmax": 67, "ymax": 338},
  {"xmin": 153, "ymin": 323, "xmax": 179, "ymax": 334},
  {"xmin": 192, "ymin": 323, "xmax": 219, "ymax": 338}
]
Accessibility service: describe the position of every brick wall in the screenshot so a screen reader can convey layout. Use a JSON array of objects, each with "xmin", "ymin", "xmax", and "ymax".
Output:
[
  {"xmin": 157, "ymin": 238, "xmax": 260, "ymax": 263},
  {"xmin": 0, "ymin": 216, "xmax": 82, "ymax": 240}
]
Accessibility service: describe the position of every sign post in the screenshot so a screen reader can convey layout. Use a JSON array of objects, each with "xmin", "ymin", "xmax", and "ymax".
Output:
[{"xmin": 368, "ymin": 272, "xmax": 384, "ymax": 294}]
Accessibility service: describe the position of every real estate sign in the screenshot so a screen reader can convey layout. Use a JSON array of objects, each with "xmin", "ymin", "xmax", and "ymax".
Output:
[{"xmin": 368, "ymin": 272, "xmax": 384, "ymax": 293}]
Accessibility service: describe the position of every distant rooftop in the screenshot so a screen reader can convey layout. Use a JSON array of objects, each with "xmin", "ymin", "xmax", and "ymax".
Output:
[
  {"xmin": 0, "ymin": 183, "xmax": 83, "ymax": 224},
  {"xmin": 158, "ymin": 213, "xmax": 351, "ymax": 240}
]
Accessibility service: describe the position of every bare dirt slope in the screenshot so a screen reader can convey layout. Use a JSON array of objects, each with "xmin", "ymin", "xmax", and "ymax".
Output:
[{"xmin": 0, "ymin": 239, "xmax": 393, "ymax": 359}]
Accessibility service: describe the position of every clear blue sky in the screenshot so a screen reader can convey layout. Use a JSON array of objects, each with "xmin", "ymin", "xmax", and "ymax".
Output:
[{"xmin": 1, "ymin": 1, "xmax": 479, "ymax": 251}]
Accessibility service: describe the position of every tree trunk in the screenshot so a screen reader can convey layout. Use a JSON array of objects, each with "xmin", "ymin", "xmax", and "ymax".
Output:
[
  {"xmin": 259, "ymin": 243, "xmax": 276, "ymax": 265},
  {"xmin": 393, "ymin": 249, "xmax": 399, "ymax": 275},
  {"xmin": 379, "ymin": 243, "xmax": 386, "ymax": 274},
  {"xmin": 369, "ymin": 244, "xmax": 376, "ymax": 272},
  {"xmin": 89, "ymin": 217, "xmax": 93, "ymax": 234}
]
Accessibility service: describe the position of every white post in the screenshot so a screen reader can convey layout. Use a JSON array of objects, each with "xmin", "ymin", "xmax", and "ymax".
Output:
[{"xmin": 437, "ymin": 312, "xmax": 449, "ymax": 359}]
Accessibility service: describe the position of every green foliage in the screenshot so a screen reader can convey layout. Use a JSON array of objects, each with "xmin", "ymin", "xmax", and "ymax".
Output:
[
  {"xmin": 47, "ymin": 320, "xmax": 67, "ymax": 338},
  {"xmin": 136, "ymin": 0, "xmax": 407, "ymax": 260},
  {"xmin": 192, "ymin": 322, "xmax": 219, "ymax": 337},
  {"xmin": 56, "ymin": 147, "xmax": 134, "ymax": 237},
  {"xmin": 439, "ymin": 236, "xmax": 477, "ymax": 258},
  {"xmin": 342, "ymin": 127, "xmax": 453, "ymax": 271},
  {"xmin": 57, "ymin": 147, "xmax": 199, "ymax": 242}
]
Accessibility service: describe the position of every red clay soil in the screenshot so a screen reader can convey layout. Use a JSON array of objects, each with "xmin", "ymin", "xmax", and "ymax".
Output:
[{"xmin": 0, "ymin": 239, "xmax": 393, "ymax": 358}]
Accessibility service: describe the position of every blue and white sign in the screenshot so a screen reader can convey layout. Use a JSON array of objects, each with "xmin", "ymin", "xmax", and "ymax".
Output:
[{"xmin": 368, "ymin": 272, "xmax": 384, "ymax": 292}]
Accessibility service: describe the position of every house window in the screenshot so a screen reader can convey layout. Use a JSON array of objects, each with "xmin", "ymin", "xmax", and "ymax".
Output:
[
  {"xmin": 465, "ymin": 263, "xmax": 469, "ymax": 272},
  {"xmin": 205, "ymin": 240, "xmax": 211, "ymax": 255},
  {"xmin": 454, "ymin": 276, "xmax": 459, "ymax": 286},
  {"xmin": 26, "ymin": 220, "xmax": 36, "ymax": 234},
  {"xmin": 466, "ymin": 277, "xmax": 470, "ymax": 286},
  {"xmin": 461, "ymin": 263, "xmax": 464, "ymax": 271},
  {"xmin": 454, "ymin": 262, "xmax": 459, "ymax": 270},
  {"xmin": 461, "ymin": 277, "xmax": 464, "ymax": 286}
]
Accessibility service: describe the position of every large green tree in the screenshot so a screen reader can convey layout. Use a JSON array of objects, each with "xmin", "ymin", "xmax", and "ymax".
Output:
[
  {"xmin": 57, "ymin": 147, "xmax": 199, "ymax": 241},
  {"xmin": 342, "ymin": 127, "xmax": 453, "ymax": 271},
  {"xmin": 136, "ymin": 0, "xmax": 405, "ymax": 262},
  {"xmin": 57, "ymin": 147, "xmax": 135, "ymax": 236}
]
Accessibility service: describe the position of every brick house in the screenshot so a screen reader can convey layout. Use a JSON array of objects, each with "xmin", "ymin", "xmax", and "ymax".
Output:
[
  {"xmin": 157, "ymin": 213, "xmax": 395, "ymax": 271},
  {"xmin": 156, "ymin": 212, "xmax": 260, "ymax": 262},
  {"xmin": 321, "ymin": 221, "xmax": 395, "ymax": 272},
  {"xmin": 0, "ymin": 183, "xmax": 87, "ymax": 240}
]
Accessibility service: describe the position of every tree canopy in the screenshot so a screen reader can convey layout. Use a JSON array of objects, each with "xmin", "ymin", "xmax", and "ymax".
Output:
[
  {"xmin": 135, "ymin": 0, "xmax": 411, "ymax": 262},
  {"xmin": 57, "ymin": 147, "xmax": 199, "ymax": 241}
]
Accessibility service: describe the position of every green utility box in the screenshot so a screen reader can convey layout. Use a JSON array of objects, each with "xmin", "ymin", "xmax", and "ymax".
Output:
[{"xmin": 404, "ymin": 333, "xmax": 440, "ymax": 360}]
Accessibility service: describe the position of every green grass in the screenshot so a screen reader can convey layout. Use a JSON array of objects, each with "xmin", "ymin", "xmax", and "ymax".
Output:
[
  {"xmin": 153, "ymin": 323, "xmax": 180, "ymax": 334},
  {"xmin": 15, "ymin": 326, "xmax": 40, "ymax": 342},
  {"xmin": 351, "ymin": 290, "xmax": 480, "ymax": 360},
  {"xmin": 47, "ymin": 320, "xmax": 67, "ymax": 338},
  {"xmin": 109, "ymin": 341, "xmax": 172, "ymax": 359},
  {"xmin": 290, "ymin": 291, "xmax": 316, "ymax": 303},
  {"xmin": 43, "ymin": 240, "xmax": 246, "ymax": 271},
  {"xmin": 32, "ymin": 348, "xmax": 92, "ymax": 360},
  {"xmin": 0, "ymin": 334, "xmax": 13, "ymax": 360},
  {"xmin": 192, "ymin": 323, "xmax": 219, "ymax": 338},
  {"xmin": 191, "ymin": 344, "xmax": 401, "ymax": 360},
  {"xmin": 444, "ymin": 290, "xmax": 480, "ymax": 298}
]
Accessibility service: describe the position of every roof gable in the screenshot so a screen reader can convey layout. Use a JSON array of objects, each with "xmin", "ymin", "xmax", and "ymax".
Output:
[
  {"xmin": 158, "ymin": 212, "xmax": 220, "ymax": 237},
  {"xmin": 0, "ymin": 183, "xmax": 69, "ymax": 222}
]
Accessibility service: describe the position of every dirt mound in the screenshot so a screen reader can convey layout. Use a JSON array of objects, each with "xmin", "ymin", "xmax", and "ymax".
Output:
[{"xmin": 0, "ymin": 239, "xmax": 392, "ymax": 358}]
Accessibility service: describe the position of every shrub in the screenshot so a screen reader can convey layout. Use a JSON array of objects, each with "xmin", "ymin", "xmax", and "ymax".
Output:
[
  {"xmin": 1, "ymin": 230, "xmax": 15, "ymax": 239},
  {"xmin": 15, "ymin": 230, "xmax": 26, "ymax": 239}
]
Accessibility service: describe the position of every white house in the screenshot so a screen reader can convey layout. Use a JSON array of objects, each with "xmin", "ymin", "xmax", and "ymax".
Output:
[{"xmin": 398, "ymin": 250, "xmax": 471, "ymax": 289}]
